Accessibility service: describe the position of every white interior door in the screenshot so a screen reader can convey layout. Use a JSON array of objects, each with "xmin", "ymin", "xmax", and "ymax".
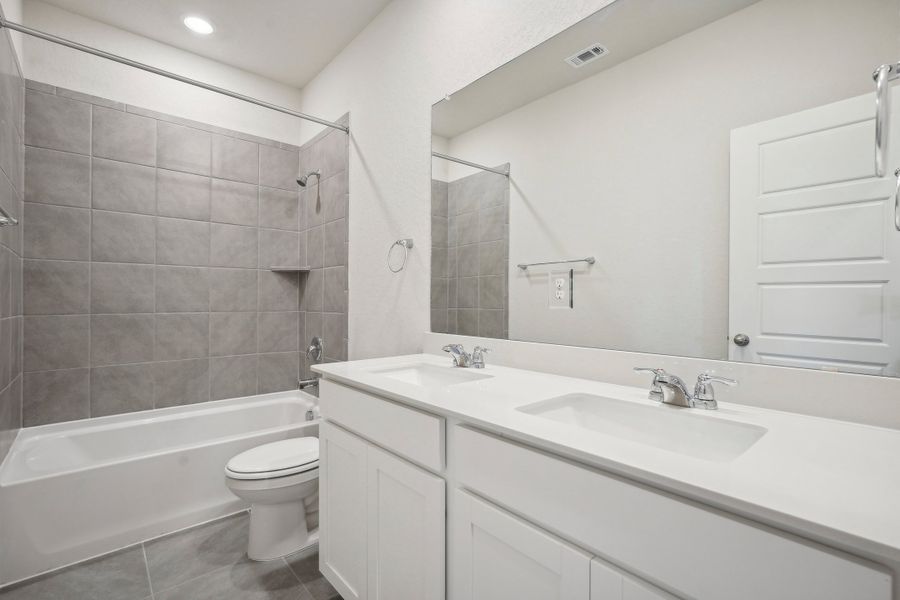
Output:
[
  {"xmin": 320, "ymin": 422, "xmax": 368, "ymax": 600},
  {"xmin": 730, "ymin": 92, "xmax": 900, "ymax": 375},
  {"xmin": 367, "ymin": 443, "xmax": 445, "ymax": 600},
  {"xmin": 452, "ymin": 490, "xmax": 590, "ymax": 600}
]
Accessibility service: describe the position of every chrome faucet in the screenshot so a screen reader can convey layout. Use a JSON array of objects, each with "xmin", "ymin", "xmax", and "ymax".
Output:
[
  {"xmin": 471, "ymin": 346, "xmax": 490, "ymax": 369},
  {"xmin": 443, "ymin": 344, "xmax": 472, "ymax": 368},
  {"xmin": 634, "ymin": 367, "xmax": 736, "ymax": 410}
]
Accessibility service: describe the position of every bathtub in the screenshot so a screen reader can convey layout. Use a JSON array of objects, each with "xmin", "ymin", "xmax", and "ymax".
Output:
[{"xmin": 0, "ymin": 390, "xmax": 318, "ymax": 586}]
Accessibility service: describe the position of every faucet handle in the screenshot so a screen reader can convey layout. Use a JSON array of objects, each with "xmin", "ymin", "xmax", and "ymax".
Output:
[
  {"xmin": 693, "ymin": 372, "xmax": 737, "ymax": 409},
  {"xmin": 633, "ymin": 367, "xmax": 666, "ymax": 401},
  {"xmin": 472, "ymin": 346, "xmax": 491, "ymax": 368}
]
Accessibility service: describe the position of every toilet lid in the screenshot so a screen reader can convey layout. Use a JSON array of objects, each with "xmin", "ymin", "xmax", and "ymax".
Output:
[{"xmin": 226, "ymin": 437, "xmax": 319, "ymax": 480}]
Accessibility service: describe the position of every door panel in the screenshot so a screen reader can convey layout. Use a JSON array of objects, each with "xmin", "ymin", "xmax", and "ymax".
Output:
[
  {"xmin": 452, "ymin": 490, "xmax": 590, "ymax": 600},
  {"xmin": 367, "ymin": 444, "xmax": 445, "ymax": 600},
  {"xmin": 320, "ymin": 422, "xmax": 368, "ymax": 600}
]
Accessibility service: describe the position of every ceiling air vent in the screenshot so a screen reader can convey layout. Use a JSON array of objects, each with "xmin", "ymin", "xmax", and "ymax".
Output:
[{"xmin": 565, "ymin": 44, "xmax": 609, "ymax": 68}]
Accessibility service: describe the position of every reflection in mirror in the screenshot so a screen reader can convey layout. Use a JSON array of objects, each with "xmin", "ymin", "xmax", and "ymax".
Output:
[{"xmin": 431, "ymin": 0, "xmax": 900, "ymax": 377}]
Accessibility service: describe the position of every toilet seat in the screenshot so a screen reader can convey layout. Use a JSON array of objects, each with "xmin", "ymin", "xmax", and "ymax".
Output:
[{"xmin": 225, "ymin": 437, "xmax": 319, "ymax": 481}]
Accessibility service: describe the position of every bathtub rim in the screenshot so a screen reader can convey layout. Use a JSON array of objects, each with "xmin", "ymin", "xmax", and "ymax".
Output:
[{"xmin": 0, "ymin": 389, "xmax": 319, "ymax": 486}]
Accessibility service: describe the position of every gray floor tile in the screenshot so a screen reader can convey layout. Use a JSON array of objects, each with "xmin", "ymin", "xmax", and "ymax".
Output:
[
  {"xmin": 145, "ymin": 513, "xmax": 249, "ymax": 593},
  {"xmin": 285, "ymin": 551, "xmax": 341, "ymax": 600},
  {"xmin": 154, "ymin": 558, "xmax": 310, "ymax": 600},
  {"xmin": 0, "ymin": 544, "xmax": 150, "ymax": 600}
]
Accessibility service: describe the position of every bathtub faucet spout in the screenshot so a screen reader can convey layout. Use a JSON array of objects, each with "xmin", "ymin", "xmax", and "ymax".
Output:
[{"xmin": 297, "ymin": 376, "xmax": 319, "ymax": 391}]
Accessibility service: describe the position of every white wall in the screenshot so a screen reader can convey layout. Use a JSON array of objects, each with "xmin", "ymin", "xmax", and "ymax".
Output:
[
  {"xmin": 22, "ymin": 0, "xmax": 307, "ymax": 144},
  {"xmin": 443, "ymin": 0, "xmax": 898, "ymax": 359},
  {"xmin": 297, "ymin": 0, "xmax": 615, "ymax": 359}
]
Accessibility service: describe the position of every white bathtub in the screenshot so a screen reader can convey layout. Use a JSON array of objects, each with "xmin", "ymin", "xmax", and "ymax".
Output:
[{"xmin": 0, "ymin": 390, "xmax": 318, "ymax": 586}]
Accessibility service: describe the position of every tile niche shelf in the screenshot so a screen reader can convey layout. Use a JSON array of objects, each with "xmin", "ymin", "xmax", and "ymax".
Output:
[{"xmin": 269, "ymin": 266, "xmax": 312, "ymax": 273}]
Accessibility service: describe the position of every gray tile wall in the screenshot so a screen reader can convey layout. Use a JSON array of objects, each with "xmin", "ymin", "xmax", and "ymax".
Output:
[
  {"xmin": 431, "ymin": 168, "xmax": 509, "ymax": 339},
  {"xmin": 22, "ymin": 81, "xmax": 349, "ymax": 426},
  {"xmin": 0, "ymin": 24, "xmax": 24, "ymax": 464},
  {"xmin": 298, "ymin": 121, "xmax": 350, "ymax": 380}
]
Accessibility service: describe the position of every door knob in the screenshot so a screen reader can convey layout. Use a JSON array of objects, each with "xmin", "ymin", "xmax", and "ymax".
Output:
[{"xmin": 732, "ymin": 333, "xmax": 750, "ymax": 347}]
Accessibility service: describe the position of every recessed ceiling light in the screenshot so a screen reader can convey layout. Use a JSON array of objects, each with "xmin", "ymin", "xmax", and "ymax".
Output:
[{"xmin": 183, "ymin": 16, "xmax": 214, "ymax": 35}]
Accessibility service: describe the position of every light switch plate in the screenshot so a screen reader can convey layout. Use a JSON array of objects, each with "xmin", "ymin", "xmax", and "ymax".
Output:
[{"xmin": 549, "ymin": 269, "xmax": 574, "ymax": 309}]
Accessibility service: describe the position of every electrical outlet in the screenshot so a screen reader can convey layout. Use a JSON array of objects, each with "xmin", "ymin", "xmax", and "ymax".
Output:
[{"xmin": 549, "ymin": 269, "xmax": 573, "ymax": 309}]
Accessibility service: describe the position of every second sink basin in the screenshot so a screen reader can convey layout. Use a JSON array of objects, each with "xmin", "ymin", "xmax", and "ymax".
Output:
[
  {"xmin": 372, "ymin": 363, "xmax": 493, "ymax": 387},
  {"xmin": 518, "ymin": 393, "xmax": 766, "ymax": 462}
]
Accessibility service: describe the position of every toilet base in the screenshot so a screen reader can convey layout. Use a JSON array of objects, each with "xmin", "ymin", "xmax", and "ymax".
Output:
[{"xmin": 247, "ymin": 501, "xmax": 319, "ymax": 561}]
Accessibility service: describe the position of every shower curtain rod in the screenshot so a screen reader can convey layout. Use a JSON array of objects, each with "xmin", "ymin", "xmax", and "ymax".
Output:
[
  {"xmin": 432, "ymin": 151, "xmax": 510, "ymax": 176},
  {"xmin": 0, "ymin": 19, "xmax": 350, "ymax": 134}
]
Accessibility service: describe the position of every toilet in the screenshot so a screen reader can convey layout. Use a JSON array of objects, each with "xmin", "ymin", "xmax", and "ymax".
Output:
[{"xmin": 225, "ymin": 437, "xmax": 320, "ymax": 561}]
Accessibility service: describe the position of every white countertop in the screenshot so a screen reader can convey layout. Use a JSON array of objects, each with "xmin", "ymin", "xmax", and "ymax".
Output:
[{"xmin": 313, "ymin": 353, "xmax": 900, "ymax": 565}]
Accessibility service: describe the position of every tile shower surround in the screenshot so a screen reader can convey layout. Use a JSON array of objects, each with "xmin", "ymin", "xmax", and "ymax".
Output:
[
  {"xmin": 21, "ymin": 80, "xmax": 349, "ymax": 426},
  {"xmin": 431, "ymin": 167, "xmax": 509, "ymax": 338},
  {"xmin": 0, "ymin": 24, "xmax": 24, "ymax": 464}
]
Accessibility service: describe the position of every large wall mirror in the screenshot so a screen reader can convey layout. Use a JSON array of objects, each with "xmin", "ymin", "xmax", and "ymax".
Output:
[{"xmin": 431, "ymin": 0, "xmax": 900, "ymax": 377}]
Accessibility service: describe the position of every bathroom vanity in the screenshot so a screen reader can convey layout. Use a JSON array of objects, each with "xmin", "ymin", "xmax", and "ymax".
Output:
[{"xmin": 313, "ymin": 355, "xmax": 900, "ymax": 600}]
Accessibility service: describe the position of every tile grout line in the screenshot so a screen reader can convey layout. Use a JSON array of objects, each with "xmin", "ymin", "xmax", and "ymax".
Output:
[{"xmin": 140, "ymin": 543, "xmax": 155, "ymax": 599}]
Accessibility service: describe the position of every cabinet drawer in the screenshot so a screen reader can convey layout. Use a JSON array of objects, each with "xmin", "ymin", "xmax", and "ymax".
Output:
[
  {"xmin": 320, "ymin": 380, "xmax": 445, "ymax": 472},
  {"xmin": 455, "ymin": 426, "xmax": 891, "ymax": 600}
]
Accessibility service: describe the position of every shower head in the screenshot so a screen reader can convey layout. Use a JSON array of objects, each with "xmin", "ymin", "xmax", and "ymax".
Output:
[{"xmin": 297, "ymin": 170, "xmax": 321, "ymax": 187}]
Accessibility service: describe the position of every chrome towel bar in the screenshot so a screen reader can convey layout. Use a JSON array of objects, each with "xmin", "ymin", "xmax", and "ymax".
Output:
[{"xmin": 517, "ymin": 256, "xmax": 595, "ymax": 270}]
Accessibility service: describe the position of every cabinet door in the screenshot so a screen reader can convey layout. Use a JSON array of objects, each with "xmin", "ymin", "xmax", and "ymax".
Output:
[
  {"xmin": 591, "ymin": 559, "xmax": 679, "ymax": 600},
  {"xmin": 367, "ymin": 444, "xmax": 445, "ymax": 600},
  {"xmin": 452, "ymin": 490, "xmax": 590, "ymax": 600},
  {"xmin": 320, "ymin": 422, "xmax": 368, "ymax": 600}
]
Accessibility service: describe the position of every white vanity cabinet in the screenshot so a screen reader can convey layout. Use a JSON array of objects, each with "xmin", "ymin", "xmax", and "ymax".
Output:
[
  {"xmin": 452, "ymin": 490, "xmax": 591, "ymax": 600},
  {"xmin": 319, "ymin": 382, "xmax": 446, "ymax": 600},
  {"xmin": 590, "ymin": 560, "xmax": 676, "ymax": 600}
]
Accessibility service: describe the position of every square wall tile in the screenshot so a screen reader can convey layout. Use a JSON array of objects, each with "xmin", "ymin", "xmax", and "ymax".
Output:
[
  {"xmin": 258, "ymin": 352, "xmax": 299, "ymax": 393},
  {"xmin": 23, "ymin": 259, "xmax": 90, "ymax": 315},
  {"xmin": 210, "ymin": 312, "xmax": 257, "ymax": 356},
  {"xmin": 157, "ymin": 122, "xmax": 211, "ymax": 176},
  {"xmin": 153, "ymin": 358, "xmax": 209, "ymax": 408},
  {"xmin": 323, "ymin": 219, "xmax": 346, "ymax": 267},
  {"xmin": 23, "ymin": 368, "xmax": 90, "ymax": 425},
  {"xmin": 91, "ymin": 363, "xmax": 155, "ymax": 417},
  {"xmin": 300, "ymin": 268, "xmax": 323, "ymax": 312},
  {"xmin": 157, "ymin": 169, "xmax": 210, "ymax": 221},
  {"xmin": 92, "ymin": 158, "xmax": 156, "ymax": 215},
  {"xmin": 321, "ymin": 171, "xmax": 348, "ymax": 223},
  {"xmin": 154, "ymin": 358, "xmax": 209, "ymax": 408},
  {"xmin": 24, "ymin": 315, "xmax": 90, "ymax": 371},
  {"xmin": 156, "ymin": 266, "xmax": 209, "ymax": 312},
  {"xmin": 210, "ymin": 223, "xmax": 257, "ymax": 268},
  {"xmin": 92, "ymin": 106, "xmax": 156, "ymax": 166},
  {"xmin": 25, "ymin": 146, "xmax": 90, "ymax": 208},
  {"xmin": 258, "ymin": 312, "xmax": 299, "ymax": 353},
  {"xmin": 210, "ymin": 354, "xmax": 257, "ymax": 400},
  {"xmin": 259, "ymin": 144, "xmax": 299, "ymax": 191},
  {"xmin": 324, "ymin": 266, "xmax": 346, "ymax": 314},
  {"xmin": 258, "ymin": 271, "xmax": 299, "ymax": 312},
  {"xmin": 25, "ymin": 90, "xmax": 91, "ymax": 154},
  {"xmin": 259, "ymin": 187, "xmax": 299, "ymax": 231},
  {"xmin": 24, "ymin": 203, "xmax": 90, "ymax": 261},
  {"xmin": 210, "ymin": 268, "xmax": 258, "ymax": 312},
  {"xmin": 211, "ymin": 135, "xmax": 258, "ymax": 184},
  {"xmin": 156, "ymin": 313, "xmax": 209, "ymax": 360},
  {"xmin": 306, "ymin": 226, "xmax": 323, "ymax": 269},
  {"xmin": 91, "ymin": 314, "xmax": 155, "ymax": 367},
  {"xmin": 92, "ymin": 210, "xmax": 156, "ymax": 264},
  {"xmin": 211, "ymin": 178, "xmax": 257, "ymax": 226},
  {"xmin": 259, "ymin": 229, "xmax": 299, "ymax": 269},
  {"xmin": 156, "ymin": 217, "xmax": 209, "ymax": 266},
  {"xmin": 91, "ymin": 262, "xmax": 155, "ymax": 314}
]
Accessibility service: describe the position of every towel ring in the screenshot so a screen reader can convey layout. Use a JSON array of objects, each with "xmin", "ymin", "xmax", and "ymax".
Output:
[{"xmin": 388, "ymin": 239, "xmax": 414, "ymax": 273}]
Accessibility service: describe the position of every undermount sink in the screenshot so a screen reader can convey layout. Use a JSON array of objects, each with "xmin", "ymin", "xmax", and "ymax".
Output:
[
  {"xmin": 372, "ymin": 363, "xmax": 493, "ymax": 387},
  {"xmin": 518, "ymin": 393, "xmax": 766, "ymax": 462}
]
